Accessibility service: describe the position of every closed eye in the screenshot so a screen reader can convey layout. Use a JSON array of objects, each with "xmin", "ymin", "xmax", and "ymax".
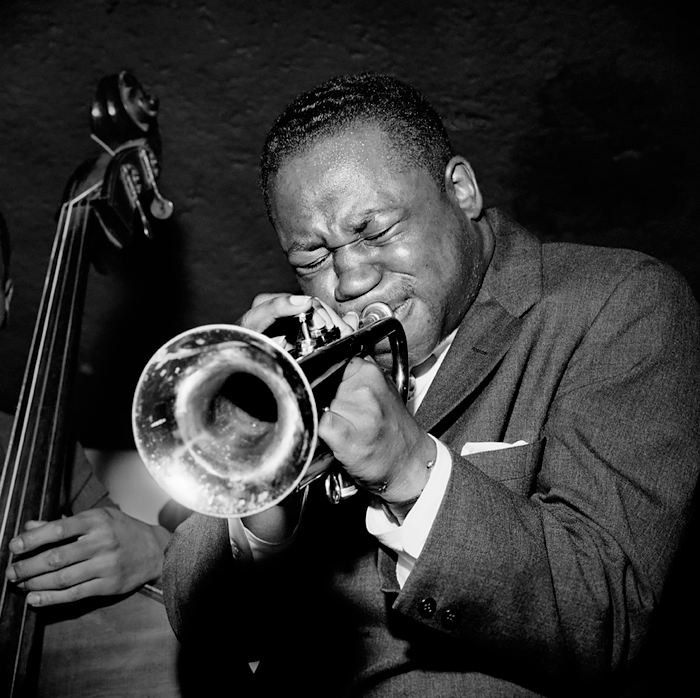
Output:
[
  {"xmin": 365, "ymin": 226, "xmax": 395, "ymax": 242},
  {"xmin": 295, "ymin": 253, "xmax": 329, "ymax": 274}
]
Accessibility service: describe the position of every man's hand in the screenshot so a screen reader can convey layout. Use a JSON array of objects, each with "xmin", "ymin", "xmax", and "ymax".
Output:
[
  {"xmin": 5, "ymin": 507, "xmax": 171, "ymax": 607},
  {"xmin": 320, "ymin": 356, "xmax": 436, "ymax": 509},
  {"xmin": 239, "ymin": 293, "xmax": 358, "ymax": 347}
]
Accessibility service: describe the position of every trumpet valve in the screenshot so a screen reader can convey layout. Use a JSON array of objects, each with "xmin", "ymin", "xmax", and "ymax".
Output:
[{"xmin": 293, "ymin": 310, "xmax": 340, "ymax": 357}]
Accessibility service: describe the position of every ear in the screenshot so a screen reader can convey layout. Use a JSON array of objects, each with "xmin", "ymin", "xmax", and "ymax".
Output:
[{"xmin": 444, "ymin": 156, "xmax": 482, "ymax": 219}]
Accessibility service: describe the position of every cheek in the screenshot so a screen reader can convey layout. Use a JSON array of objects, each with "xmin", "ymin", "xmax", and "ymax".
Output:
[
  {"xmin": 391, "ymin": 245, "xmax": 413, "ymax": 266},
  {"xmin": 401, "ymin": 299, "xmax": 443, "ymax": 364},
  {"xmin": 413, "ymin": 250, "xmax": 459, "ymax": 308},
  {"xmin": 298, "ymin": 273, "xmax": 335, "ymax": 306}
]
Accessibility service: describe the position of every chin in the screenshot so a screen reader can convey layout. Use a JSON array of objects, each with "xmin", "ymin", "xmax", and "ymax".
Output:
[
  {"xmin": 404, "ymin": 326, "xmax": 439, "ymax": 367},
  {"xmin": 399, "ymin": 303, "xmax": 435, "ymax": 348}
]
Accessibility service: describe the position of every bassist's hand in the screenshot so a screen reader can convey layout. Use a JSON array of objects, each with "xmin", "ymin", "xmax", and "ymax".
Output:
[{"xmin": 4, "ymin": 507, "xmax": 171, "ymax": 606}]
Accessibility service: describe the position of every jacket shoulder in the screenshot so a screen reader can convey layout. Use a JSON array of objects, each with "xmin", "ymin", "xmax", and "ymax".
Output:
[{"xmin": 541, "ymin": 242, "xmax": 697, "ymax": 316}]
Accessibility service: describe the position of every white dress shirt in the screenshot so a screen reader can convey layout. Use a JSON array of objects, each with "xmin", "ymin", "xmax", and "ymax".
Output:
[
  {"xmin": 365, "ymin": 331, "xmax": 456, "ymax": 587},
  {"xmin": 365, "ymin": 330, "xmax": 525, "ymax": 588}
]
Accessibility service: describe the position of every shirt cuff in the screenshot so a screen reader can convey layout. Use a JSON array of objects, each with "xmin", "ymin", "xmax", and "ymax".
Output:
[{"xmin": 365, "ymin": 435, "xmax": 453, "ymax": 587}]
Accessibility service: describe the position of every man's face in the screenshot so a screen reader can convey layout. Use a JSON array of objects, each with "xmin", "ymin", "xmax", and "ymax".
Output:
[{"xmin": 270, "ymin": 125, "xmax": 488, "ymax": 367}]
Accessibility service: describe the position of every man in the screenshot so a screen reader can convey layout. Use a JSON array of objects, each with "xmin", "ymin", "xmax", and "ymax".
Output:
[
  {"xmin": 0, "ymin": 211, "xmax": 172, "ymax": 607},
  {"xmin": 162, "ymin": 74, "xmax": 700, "ymax": 696}
]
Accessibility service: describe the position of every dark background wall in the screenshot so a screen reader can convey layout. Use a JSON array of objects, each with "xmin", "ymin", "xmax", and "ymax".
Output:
[{"xmin": 0, "ymin": 0, "xmax": 698, "ymax": 449}]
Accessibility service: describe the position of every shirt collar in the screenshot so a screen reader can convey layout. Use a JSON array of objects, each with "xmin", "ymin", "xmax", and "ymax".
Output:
[{"xmin": 408, "ymin": 329, "xmax": 458, "ymax": 412}]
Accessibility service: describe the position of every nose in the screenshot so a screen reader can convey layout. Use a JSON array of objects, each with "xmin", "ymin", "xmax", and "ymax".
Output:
[{"xmin": 333, "ymin": 245, "xmax": 382, "ymax": 303}]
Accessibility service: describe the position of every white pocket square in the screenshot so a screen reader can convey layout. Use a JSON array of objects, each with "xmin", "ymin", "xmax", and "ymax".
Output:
[{"xmin": 461, "ymin": 440, "xmax": 528, "ymax": 456}]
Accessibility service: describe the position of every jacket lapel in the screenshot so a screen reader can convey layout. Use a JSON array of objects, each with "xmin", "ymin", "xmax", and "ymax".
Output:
[{"xmin": 415, "ymin": 209, "xmax": 543, "ymax": 433}]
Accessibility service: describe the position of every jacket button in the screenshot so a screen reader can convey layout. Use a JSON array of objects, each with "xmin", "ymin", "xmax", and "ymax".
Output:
[
  {"xmin": 418, "ymin": 597, "xmax": 437, "ymax": 618},
  {"xmin": 441, "ymin": 608, "xmax": 460, "ymax": 629}
]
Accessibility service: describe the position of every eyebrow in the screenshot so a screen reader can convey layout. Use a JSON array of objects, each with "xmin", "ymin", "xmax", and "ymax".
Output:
[
  {"xmin": 286, "ymin": 206, "xmax": 402, "ymax": 255},
  {"xmin": 286, "ymin": 238, "xmax": 324, "ymax": 255},
  {"xmin": 348, "ymin": 207, "xmax": 397, "ymax": 230}
]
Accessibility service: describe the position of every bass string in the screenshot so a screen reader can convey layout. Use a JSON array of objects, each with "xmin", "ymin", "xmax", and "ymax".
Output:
[{"xmin": 4, "ymin": 183, "xmax": 100, "ymax": 531}]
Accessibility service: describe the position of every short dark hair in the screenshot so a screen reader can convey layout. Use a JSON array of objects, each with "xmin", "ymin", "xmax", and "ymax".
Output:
[{"xmin": 259, "ymin": 73, "xmax": 453, "ymax": 221}]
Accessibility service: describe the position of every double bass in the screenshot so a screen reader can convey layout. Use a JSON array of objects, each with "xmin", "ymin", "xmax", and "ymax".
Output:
[{"xmin": 0, "ymin": 72, "xmax": 178, "ymax": 697}]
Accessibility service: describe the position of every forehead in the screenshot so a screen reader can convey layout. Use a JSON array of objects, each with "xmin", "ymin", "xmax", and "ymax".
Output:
[
  {"xmin": 280, "ymin": 125, "xmax": 397, "ymax": 187},
  {"xmin": 270, "ymin": 126, "xmax": 428, "ymax": 232}
]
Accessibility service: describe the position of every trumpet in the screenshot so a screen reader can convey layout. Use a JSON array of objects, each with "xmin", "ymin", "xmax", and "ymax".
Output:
[{"xmin": 131, "ymin": 302, "xmax": 408, "ymax": 518}]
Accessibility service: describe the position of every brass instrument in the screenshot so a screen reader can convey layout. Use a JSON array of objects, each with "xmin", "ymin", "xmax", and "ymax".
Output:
[{"xmin": 131, "ymin": 302, "xmax": 408, "ymax": 517}]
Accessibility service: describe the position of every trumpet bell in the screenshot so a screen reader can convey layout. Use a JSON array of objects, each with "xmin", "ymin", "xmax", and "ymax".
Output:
[
  {"xmin": 132, "ymin": 324, "xmax": 318, "ymax": 517},
  {"xmin": 132, "ymin": 302, "xmax": 408, "ymax": 519}
]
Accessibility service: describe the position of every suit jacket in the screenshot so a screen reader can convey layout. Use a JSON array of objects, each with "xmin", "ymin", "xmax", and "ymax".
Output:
[{"xmin": 162, "ymin": 210, "xmax": 700, "ymax": 697}]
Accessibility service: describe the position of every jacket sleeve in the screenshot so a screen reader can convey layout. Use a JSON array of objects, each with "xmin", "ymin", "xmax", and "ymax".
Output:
[
  {"xmin": 66, "ymin": 445, "xmax": 115, "ymax": 513},
  {"xmin": 394, "ymin": 261, "xmax": 700, "ymax": 689},
  {"xmin": 161, "ymin": 512, "xmax": 263, "ymax": 691},
  {"xmin": 163, "ymin": 513, "xmax": 238, "ymax": 639},
  {"xmin": 162, "ymin": 511, "xmax": 279, "ymax": 659}
]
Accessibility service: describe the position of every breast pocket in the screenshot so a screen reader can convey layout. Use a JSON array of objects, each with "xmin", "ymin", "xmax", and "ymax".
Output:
[{"xmin": 461, "ymin": 437, "xmax": 545, "ymax": 497}]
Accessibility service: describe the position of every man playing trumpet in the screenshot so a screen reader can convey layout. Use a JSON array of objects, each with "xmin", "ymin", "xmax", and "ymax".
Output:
[{"xmin": 162, "ymin": 73, "xmax": 700, "ymax": 697}]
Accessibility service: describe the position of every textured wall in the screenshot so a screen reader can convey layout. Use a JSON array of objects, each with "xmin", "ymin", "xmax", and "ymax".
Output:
[{"xmin": 0, "ymin": 0, "xmax": 697, "ymax": 447}]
